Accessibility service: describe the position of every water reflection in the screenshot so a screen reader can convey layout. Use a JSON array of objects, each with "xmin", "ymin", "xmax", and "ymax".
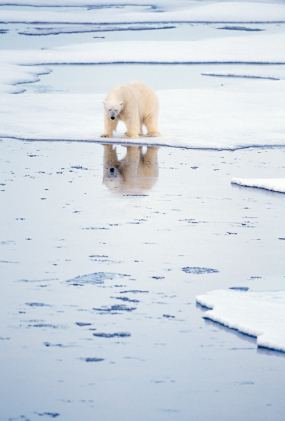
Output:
[{"xmin": 102, "ymin": 144, "xmax": 159, "ymax": 192}]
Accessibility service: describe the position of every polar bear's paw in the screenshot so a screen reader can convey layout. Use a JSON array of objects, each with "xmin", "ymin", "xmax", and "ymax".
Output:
[
  {"xmin": 100, "ymin": 133, "xmax": 113, "ymax": 138},
  {"xmin": 121, "ymin": 134, "xmax": 139, "ymax": 139},
  {"xmin": 145, "ymin": 132, "xmax": 160, "ymax": 137}
]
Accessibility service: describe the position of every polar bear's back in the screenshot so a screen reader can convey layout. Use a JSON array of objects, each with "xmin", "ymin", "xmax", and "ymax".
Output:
[
  {"xmin": 125, "ymin": 81, "xmax": 160, "ymax": 119},
  {"xmin": 107, "ymin": 81, "xmax": 158, "ymax": 107},
  {"xmin": 126, "ymin": 81, "xmax": 158, "ymax": 105}
]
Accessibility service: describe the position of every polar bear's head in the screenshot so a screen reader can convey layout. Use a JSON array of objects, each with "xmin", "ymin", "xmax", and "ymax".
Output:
[{"xmin": 103, "ymin": 100, "xmax": 124, "ymax": 120}]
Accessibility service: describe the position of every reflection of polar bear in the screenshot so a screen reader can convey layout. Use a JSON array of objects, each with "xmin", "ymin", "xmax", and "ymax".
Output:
[
  {"xmin": 103, "ymin": 144, "xmax": 159, "ymax": 191},
  {"xmin": 100, "ymin": 81, "xmax": 160, "ymax": 139}
]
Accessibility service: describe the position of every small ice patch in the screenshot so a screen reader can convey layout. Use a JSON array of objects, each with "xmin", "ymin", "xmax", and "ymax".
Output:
[
  {"xmin": 93, "ymin": 332, "xmax": 131, "ymax": 338},
  {"xmin": 217, "ymin": 26, "xmax": 265, "ymax": 32},
  {"xmin": 114, "ymin": 296, "xmax": 140, "ymax": 303},
  {"xmin": 182, "ymin": 267, "xmax": 219, "ymax": 274},
  {"xmin": 93, "ymin": 304, "xmax": 136, "ymax": 313},
  {"xmin": 25, "ymin": 302, "xmax": 51, "ymax": 307},
  {"xmin": 18, "ymin": 24, "xmax": 175, "ymax": 36},
  {"xmin": 65, "ymin": 272, "xmax": 129, "ymax": 285}
]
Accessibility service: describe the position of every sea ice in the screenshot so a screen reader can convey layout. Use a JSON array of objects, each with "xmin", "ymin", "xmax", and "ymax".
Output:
[
  {"xmin": 1, "ymin": 1, "xmax": 285, "ymax": 24},
  {"xmin": 1, "ymin": 81, "xmax": 285, "ymax": 150},
  {"xmin": 231, "ymin": 178, "xmax": 285, "ymax": 194},
  {"xmin": 18, "ymin": 24, "xmax": 174, "ymax": 36},
  {"xmin": 196, "ymin": 289, "xmax": 285, "ymax": 352}
]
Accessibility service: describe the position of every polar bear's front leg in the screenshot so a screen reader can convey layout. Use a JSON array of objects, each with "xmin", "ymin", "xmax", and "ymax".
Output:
[
  {"xmin": 100, "ymin": 112, "xmax": 119, "ymax": 138},
  {"xmin": 121, "ymin": 112, "xmax": 140, "ymax": 139}
]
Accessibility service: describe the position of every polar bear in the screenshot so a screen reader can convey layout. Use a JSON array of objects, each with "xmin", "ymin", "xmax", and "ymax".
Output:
[
  {"xmin": 102, "ymin": 144, "xmax": 159, "ymax": 191},
  {"xmin": 100, "ymin": 81, "xmax": 160, "ymax": 139}
]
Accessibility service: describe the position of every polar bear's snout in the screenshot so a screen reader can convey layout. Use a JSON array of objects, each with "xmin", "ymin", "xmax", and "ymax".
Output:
[
  {"xmin": 109, "ymin": 167, "xmax": 115, "ymax": 173},
  {"xmin": 110, "ymin": 113, "xmax": 116, "ymax": 120}
]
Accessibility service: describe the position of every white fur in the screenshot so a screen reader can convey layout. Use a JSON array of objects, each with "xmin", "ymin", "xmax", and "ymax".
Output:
[{"xmin": 100, "ymin": 81, "xmax": 160, "ymax": 139}]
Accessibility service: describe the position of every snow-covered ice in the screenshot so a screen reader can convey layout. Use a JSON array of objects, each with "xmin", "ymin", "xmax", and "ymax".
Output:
[
  {"xmin": 196, "ymin": 289, "xmax": 285, "ymax": 352},
  {"xmin": 232, "ymin": 178, "xmax": 285, "ymax": 193},
  {"xmin": 1, "ymin": 81, "xmax": 285, "ymax": 150},
  {"xmin": 1, "ymin": 18, "xmax": 285, "ymax": 149},
  {"xmin": 1, "ymin": 1, "xmax": 285, "ymax": 24},
  {"xmin": 18, "ymin": 24, "xmax": 173, "ymax": 36}
]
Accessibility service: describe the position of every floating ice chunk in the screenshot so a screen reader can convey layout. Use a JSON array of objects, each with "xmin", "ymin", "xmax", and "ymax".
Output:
[
  {"xmin": 231, "ymin": 178, "xmax": 285, "ymax": 194},
  {"xmin": 18, "ymin": 24, "xmax": 175, "ymax": 36},
  {"xmin": 93, "ymin": 332, "xmax": 131, "ymax": 338},
  {"xmin": 217, "ymin": 26, "xmax": 265, "ymax": 32},
  {"xmin": 182, "ymin": 267, "xmax": 219, "ymax": 274},
  {"xmin": 93, "ymin": 305, "xmax": 137, "ymax": 312},
  {"xmin": 81, "ymin": 357, "xmax": 104, "ymax": 363},
  {"xmin": 65, "ymin": 272, "xmax": 129, "ymax": 285},
  {"xmin": 196, "ymin": 289, "xmax": 285, "ymax": 352}
]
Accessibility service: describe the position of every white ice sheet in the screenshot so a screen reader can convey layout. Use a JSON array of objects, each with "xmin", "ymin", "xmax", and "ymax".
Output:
[
  {"xmin": 196, "ymin": 289, "xmax": 285, "ymax": 352},
  {"xmin": 1, "ymin": 81, "xmax": 285, "ymax": 150},
  {"xmin": 231, "ymin": 178, "xmax": 285, "ymax": 193},
  {"xmin": 1, "ymin": 31, "xmax": 285, "ymax": 92},
  {"xmin": 1, "ymin": 2, "xmax": 285, "ymax": 24},
  {"xmin": 1, "ymin": 2, "xmax": 285, "ymax": 150},
  {"xmin": 2, "ymin": 33, "xmax": 285, "ymax": 67}
]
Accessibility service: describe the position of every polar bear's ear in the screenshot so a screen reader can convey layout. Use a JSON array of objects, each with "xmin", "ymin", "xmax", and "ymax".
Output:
[
  {"xmin": 103, "ymin": 101, "xmax": 106, "ymax": 105},
  {"xmin": 120, "ymin": 102, "xmax": 124, "ymax": 106}
]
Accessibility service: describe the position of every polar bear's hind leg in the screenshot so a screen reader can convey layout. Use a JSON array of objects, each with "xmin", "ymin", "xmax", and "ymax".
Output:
[{"xmin": 144, "ymin": 114, "xmax": 161, "ymax": 137}]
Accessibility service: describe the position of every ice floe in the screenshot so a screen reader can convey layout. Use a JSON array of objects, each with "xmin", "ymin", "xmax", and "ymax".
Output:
[
  {"xmin": 231, "ymin": 178, "xmax": 285, "ymax": 194},
  {"xmin": 1, "ymin": 80, "xmax": 285, "ymax": 150},
  {"xmin": 1, "ymin": 1, "xmax": 285, "ymax": 24},
  {"xmin": 196, "ymin": 289, "xmax": 285, "ymax": 352},
  {"xmin": 1, "ymin": 31, "xmax": 285, "ymax": 93},
  {"xmin": 18, "ymin": 24, "xmax": 174, "ymax": 36},
  {"xmin": 2, "ymin": 33, "xmax": 285, "ymax": 67},
  {"xmin": 0, "ymin": 2, "xmax": 285, "ymax": 151}
]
